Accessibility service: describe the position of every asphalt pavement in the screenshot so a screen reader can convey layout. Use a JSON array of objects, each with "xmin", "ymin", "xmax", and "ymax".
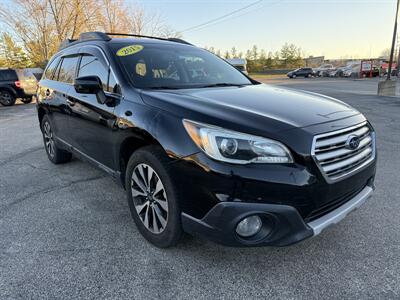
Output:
[{"xmin": 0, "ymin": 78, "xmax": 399, "ymax": 299}]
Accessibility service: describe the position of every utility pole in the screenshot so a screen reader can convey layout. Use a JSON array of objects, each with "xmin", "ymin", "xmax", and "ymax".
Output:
[
  {"xmin": 397, "ymin": 34, "xmax": 400, "ymax": 75},
  {"xmin": 388, "ymin": 0, "xmax": 400, "ymax": 80}
]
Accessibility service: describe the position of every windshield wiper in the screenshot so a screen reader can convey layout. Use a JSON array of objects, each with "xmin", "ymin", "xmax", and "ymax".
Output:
[
  {"xmin": 147, "ymin": 86, "xmax": 182, "ymax": 90},
  {"xmin": 146, "ymin": 83, "xmax": 251, "ymax": 90},
  {"xmin": 148, "ymin": 85, "xmax": 181, "ymax": 90},
  {"xmin": 199, "ymin": 83, "xmax": 248, "ymax": 88}
]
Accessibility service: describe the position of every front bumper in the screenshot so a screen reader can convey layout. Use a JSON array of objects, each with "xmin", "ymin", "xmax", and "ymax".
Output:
[{"xmin": 182, "ymin": 184, "xmax": 374, "ymax": 247}]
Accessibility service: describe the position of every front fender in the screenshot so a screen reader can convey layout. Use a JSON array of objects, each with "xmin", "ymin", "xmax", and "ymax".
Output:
[{"xmin": 115, "ymin": 100, "xmax": 199, "ymax": 161}]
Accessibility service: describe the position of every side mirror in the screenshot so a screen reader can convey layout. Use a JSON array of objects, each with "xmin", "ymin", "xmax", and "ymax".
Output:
[{"xmin": 74, "ymin": 75, "xmax": 107, "ymax": 104}]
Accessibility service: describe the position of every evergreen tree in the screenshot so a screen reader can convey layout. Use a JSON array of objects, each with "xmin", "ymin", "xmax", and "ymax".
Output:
[
  {"xmin": 251, "ymin": 45, "xmax": 258, "ymax": 60},
  {"xmin": 0, "ymin": 33, "xmax": 31, "ymax": 68},
  {"xmin": 224, "ymin": 51, "xmax": 230, "ymax": 59},
  {"xmin": 230, "ymin": 46, "xmax": 237, "ymax": 58}
]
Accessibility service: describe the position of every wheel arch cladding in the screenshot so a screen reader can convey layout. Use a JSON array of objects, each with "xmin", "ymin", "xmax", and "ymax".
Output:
[{"xmin": 118, "ymin": 133, "xmax": 163, "ymax": 188}]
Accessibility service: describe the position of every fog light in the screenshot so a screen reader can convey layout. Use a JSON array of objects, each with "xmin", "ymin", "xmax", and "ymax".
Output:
[{"xmin": 236, "ymin": 215, "xmax": 262, "ymax": 237}]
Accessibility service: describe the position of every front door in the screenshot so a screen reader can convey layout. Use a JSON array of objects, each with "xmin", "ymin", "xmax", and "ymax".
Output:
[{"xmin": 67, "ymin": 50, "xmax": 121, "ymax": 170}]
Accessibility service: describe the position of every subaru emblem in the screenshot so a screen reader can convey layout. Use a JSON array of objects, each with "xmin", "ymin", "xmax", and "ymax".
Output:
[{"xmin": 345, "ymin": 135, "xmax": 360, "ymax": 150}]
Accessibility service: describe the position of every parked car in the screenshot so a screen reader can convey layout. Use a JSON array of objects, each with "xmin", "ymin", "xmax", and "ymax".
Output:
[
  {"xmin": 37, "ymin": 32, "xmax": 376, "ymax": 248},
  {"xmin": 0, "ymin": 69, "xmax": 37, "ymax": 106},
  {"xmin": 328, "ymin": 67, "xmax": 346, "ymax": 77},
  {"xmin": 313, "ymin": 64, "xmax": 334, "ymax": 77},
  {"xmin": 343, "ymin": 69, "xmax": 352, "ymax": 77},
  {"xmin": 287, "ymin": 68, "xmax": 313, "ymax": 78}
]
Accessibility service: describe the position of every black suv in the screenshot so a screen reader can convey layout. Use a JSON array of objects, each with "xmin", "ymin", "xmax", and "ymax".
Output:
[
  {"xmin": 0, "ymin": 69, "xmax": 37, "ymax": 106},
  {"xmin": 37, "ymin": 32, "xmax": 376, "ymax": 248},
  {"xmin": 287, "ymin": 68, "xmax": 313, "ymax": 78}
]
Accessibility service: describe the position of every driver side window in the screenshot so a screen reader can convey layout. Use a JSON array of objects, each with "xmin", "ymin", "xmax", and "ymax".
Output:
[{"xmin": 78, "ymin": 55, "xmax": 119, "ymax": 94}]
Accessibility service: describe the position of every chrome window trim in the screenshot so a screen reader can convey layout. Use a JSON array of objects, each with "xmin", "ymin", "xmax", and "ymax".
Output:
[
  {"xmin": 44, "ymin": 44, "xmax": 120, "ymax": 88},
  {"xmin": 311, "ymin": 121, "xmax": 376, "ymax": 184}
]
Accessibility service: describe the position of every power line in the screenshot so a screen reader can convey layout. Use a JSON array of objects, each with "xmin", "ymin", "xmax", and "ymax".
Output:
[
  {"xmin": 185, "ymin": 0, "xmax": 283, "ymax": 34},
  {"xmin": 180, "ymin": 0, "xmax": 265, "ymax": 33}
]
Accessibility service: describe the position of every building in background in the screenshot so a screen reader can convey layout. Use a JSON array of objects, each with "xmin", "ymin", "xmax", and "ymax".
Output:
[{"xmin": 304, "ymin": 56, "xmax": 324, "ymax": 67}]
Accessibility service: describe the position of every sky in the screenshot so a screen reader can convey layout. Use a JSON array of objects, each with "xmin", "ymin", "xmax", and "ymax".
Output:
[{"xmin": 135, "ymin": 0, "xmax": 396, "ymax": 59}]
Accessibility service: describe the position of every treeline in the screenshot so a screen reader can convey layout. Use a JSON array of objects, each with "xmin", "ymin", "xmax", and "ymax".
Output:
[
  {"xmin": 205, "ymin": 43, "xmax": 304, "ymax": 72},
  {"xmin": 0, "ymin": 0, "xmax": 178, "ymax": 69}
]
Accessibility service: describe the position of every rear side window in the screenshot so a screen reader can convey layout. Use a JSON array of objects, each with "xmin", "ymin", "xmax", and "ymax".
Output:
[
  {"xmin": 0, "ymin": 70, "xmax": 18, "ymax": 81},
  {"xmin": 57, "ymin": 56, "xmax": 79, "ymax": 84},
  {"xmin": 44, "ymin": 57, "xmax": 61, "ymax": 80}
]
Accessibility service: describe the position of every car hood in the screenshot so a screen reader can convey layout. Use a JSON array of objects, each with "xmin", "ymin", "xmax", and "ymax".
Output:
[{"xmin": 140, "ymin": 84, "xmax": 360, "ymax": 133}]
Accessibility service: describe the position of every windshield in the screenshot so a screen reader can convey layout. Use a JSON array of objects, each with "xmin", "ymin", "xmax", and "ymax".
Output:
[{"xmin": 112, "ymin": 43, "xmax": 253, "ymax": 89}]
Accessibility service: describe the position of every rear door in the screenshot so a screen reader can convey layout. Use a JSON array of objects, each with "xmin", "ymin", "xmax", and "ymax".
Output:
[
  {"xmin": 37, "ymin": 55, "xmax": 79, "ymax": 144},
  {"xmin": 299, "ymin": 68, "xmax": 307, "ymax": 76},
  {"xmin": 66, "ymin": 47, "xmax": 120, "ymax": 170}
]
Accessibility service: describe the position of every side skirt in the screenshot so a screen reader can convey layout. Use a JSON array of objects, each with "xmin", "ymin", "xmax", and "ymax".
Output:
[{"xmin": 55, "ymin": 137, "xmax": 123, "ymax": 187}]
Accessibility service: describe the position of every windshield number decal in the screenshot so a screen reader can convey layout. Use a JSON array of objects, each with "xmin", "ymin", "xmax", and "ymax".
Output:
[{"xmin": 116, "ymin": 45, "xmax": 144, "ymax": 56}]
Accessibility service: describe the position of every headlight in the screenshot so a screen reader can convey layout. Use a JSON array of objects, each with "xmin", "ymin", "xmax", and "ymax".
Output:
[{"xmin": 183, "ymin": 119, "xmax": 293, "ymax": 164}]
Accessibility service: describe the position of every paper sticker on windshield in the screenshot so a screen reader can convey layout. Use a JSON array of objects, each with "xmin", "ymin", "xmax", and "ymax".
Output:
[{"xmin": 116, "ymin": 45, "xmax": 143, "ymax": 56}]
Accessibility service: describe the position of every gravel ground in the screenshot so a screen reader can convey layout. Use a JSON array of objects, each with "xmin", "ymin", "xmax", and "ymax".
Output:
[{"xmin": 0, "ymin": 78, "xmax": 399, "ymax": 299}]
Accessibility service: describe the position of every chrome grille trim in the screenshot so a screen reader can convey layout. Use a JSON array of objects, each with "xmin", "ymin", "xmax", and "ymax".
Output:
[{"xmin": 311, "ymin": 122, "xmax": 376, "ymax": 183}]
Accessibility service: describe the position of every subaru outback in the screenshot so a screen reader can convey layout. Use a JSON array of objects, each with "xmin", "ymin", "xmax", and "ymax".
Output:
[{"xmin": 36, "ymin": 32, "xmax": 376, "ymax": 248}]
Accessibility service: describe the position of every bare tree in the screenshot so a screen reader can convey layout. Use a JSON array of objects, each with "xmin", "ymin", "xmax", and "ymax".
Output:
[
  {"xmin": 0, "ymin": 0, "xmax": 180, "ymax": 67},
  {"xmin": 96, "ymin": 0, "xmax": 131, "ymax": 33}
]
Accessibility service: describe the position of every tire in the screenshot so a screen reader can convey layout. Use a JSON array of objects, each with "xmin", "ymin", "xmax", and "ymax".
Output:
[
  {"xmin": 41, "ymin": 115, "xmax": 72, "ymax": 164},
  {"xmin": 0, "ymin": 90, "xmax": 16, "ymax": 106},
  {"xmin": 125, "ymin": 145, "xmax": 183, "ymax": 248},
  {"xmin": 292, "ymin": 74, "xmax": 296, "ymax": 78},
  {"xmin": 21, "ymin": 97, "xmax": 33, "ymax": 104}
]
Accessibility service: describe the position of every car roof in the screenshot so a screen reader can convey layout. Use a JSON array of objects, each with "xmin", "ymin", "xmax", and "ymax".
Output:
[
  {"xmin": 56, "ymin": 38, "xmax": 194, "ymax": 57},
  {"xmin": 58, "ymin": 32, "xmax": 193, "ymax": 52},
  {"xmin": 109, "ymin": 37, "xmax": 192, "ymax": 46},
  {"xmin": 51, "ymin": 32, "xmax": 196, "ymax": 63}
]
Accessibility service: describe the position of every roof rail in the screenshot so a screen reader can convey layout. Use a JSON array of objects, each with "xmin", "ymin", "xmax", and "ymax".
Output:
[
  {"xmin": 58, "ymin": 32, "xmax": 111, "ymax": 50},
  {"xmin": 105, "ymin": 32, "xmax": 192, "ymax": 45},
  {"xmin": 58, "ymin": 38, "xmax": 77, "ymax": 50},
  {"xmin": 80, "ymin": 32, "xmax": 111, "ymax": 42},
  {"xmin": 166, "ymin": 38, "xmax": 192, "ymax": 45},
  {"xmin": 59, "ymin": 31, "xmax": 192, "ymax": 50}
]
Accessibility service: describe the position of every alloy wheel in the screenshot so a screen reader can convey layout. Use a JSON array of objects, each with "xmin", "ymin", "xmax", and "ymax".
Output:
[
  {"xmin": 131, "ymin": 163, "xmax": 168, "ymax": 234},
  {"xmin": 43, "ymin": 121, "xmax": 55, "ymax": 158},
  {"xmin": 0, "ymin": 91, "xmax": 12, "ymax": 105}
]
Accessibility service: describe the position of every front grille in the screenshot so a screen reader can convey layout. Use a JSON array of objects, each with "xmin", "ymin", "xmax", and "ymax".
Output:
[{"xmin": 312, "ymin": 122, "xmax": 376, "ymax": 182}]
